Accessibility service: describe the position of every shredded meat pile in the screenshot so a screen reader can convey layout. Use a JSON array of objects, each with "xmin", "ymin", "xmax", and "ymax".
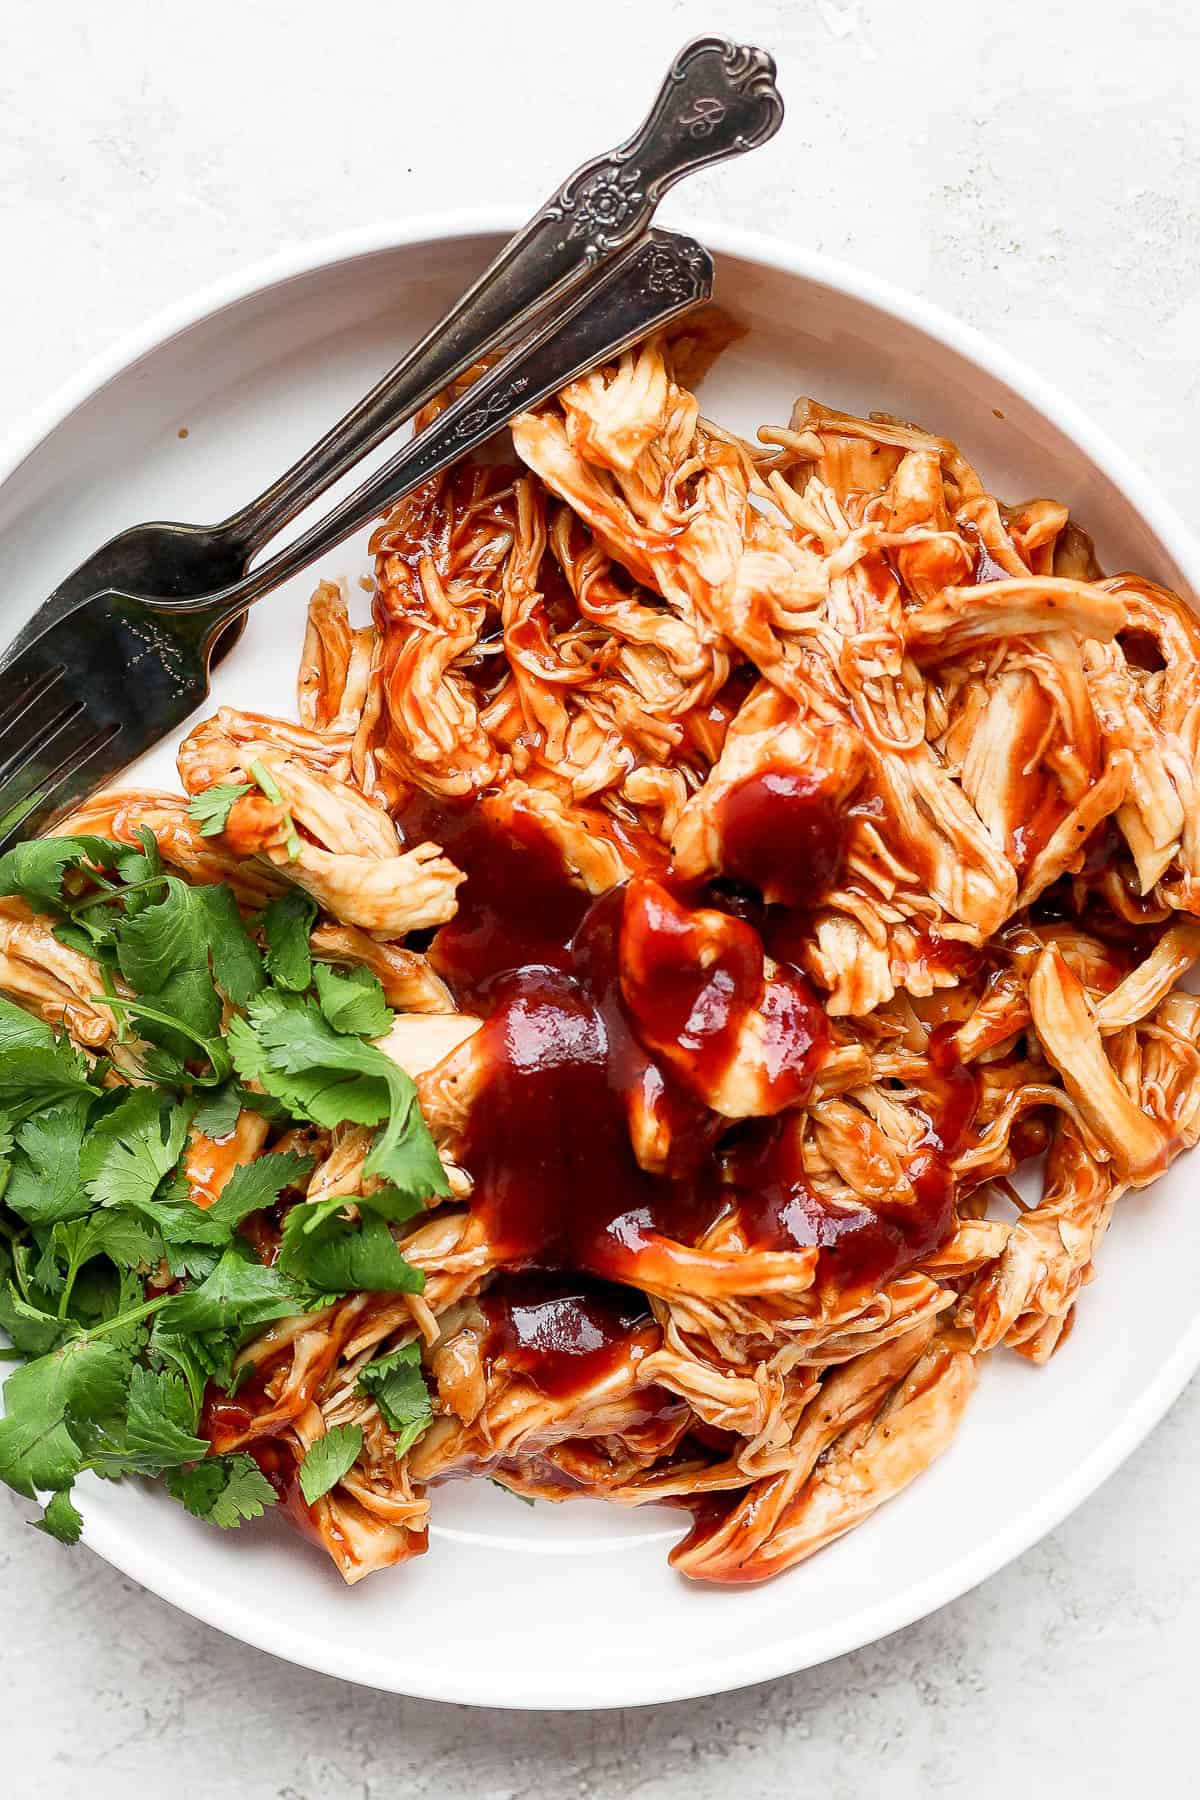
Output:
[{"xmin": 35, "ymin": 314, "xmax": 1200, "ymax": 1583}]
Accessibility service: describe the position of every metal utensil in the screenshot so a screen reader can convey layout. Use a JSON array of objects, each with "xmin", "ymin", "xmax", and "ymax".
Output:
[
  {"xmin": 6, "ymin": 35, "xmax": 781, "ymax": 664},
  {"xmin": 0, "ymin": 230, "xmax": 713, "ymax": 846}
]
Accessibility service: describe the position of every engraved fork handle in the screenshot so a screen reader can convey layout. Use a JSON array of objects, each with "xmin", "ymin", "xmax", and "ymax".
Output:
[
  {"xmin": 220, "ymin": 36, "xmax": 782, "ymax": 558},
  {"xmin": 162, "ymin": 230, "xmax": 712, "ymax": 637}
]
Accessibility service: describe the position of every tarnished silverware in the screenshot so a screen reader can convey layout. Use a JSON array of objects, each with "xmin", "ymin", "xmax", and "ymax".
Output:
[
  {"xmin": 6, "ymin": 36, "xmax": 781, "ymax": 663},
  {"xmin": 0, "ymin": 230, "xmax": 714, "ymax": 843}
]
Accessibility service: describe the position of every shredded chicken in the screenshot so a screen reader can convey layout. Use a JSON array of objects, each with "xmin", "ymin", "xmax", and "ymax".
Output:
[{"xmin": 16, "ymin": 321, "xmax": 1200, "ymax": 1592}]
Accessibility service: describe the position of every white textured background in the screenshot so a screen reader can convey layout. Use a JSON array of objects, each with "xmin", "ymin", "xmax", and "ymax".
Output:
[{"xmin": 3, "ymin": 0, "xmax": 1199, "ymax": 1791}]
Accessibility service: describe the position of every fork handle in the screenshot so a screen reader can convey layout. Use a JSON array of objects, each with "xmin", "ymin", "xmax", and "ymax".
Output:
[
  {"xmin": 219, "ymin": 36, "xmax": 781, "ymax": 558},
  {"xmin": 169, "ymin": 230, "xmax": 712, "ymax": 637}
]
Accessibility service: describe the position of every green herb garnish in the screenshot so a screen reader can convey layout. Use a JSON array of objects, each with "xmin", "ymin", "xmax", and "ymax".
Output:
[
  {"xmin": 357, "ymin": 1341, "xmax": 433, "ymax": 1455},
  {"xmin": 185, "ymin": 783, "xmax": 251, "ymax": 837},
  {"xmin": 297, "ymin": 1423, "xmax": 362, "ymax": 1505},
  {"xmin": 0, "ymin": 833, "xmax": 445, "ymax": 1544},
  {"xmin": 249, "ymin": 760, "xmax": 301, "ymax": 863}
]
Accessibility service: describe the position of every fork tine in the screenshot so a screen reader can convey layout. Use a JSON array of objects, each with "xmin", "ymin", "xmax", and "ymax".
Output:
[
  {"xmin": 0, "ymin": 589, "xmax": 219, "ymax": 850},
  {"xmin": 0, "ymin": 717, "xmax": 124, "ymax": 848},
  {"xmin": 0, "ymin": 678, "xmax": 89, "ymax": 785},
  {"xmin": 0, "ymin": 658, "xmax": 70, "ymax": 746},
  {"xmin": 0, "ymin": 701, "xmax": 117, "ymax": 811}
]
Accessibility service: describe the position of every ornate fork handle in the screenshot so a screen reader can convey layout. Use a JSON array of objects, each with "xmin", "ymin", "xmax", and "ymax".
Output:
[
  {"xmin": 547, "ymin": 36, "xmax": 784, "ymax": 251},
  {"xmin": 168, "ymin": 231, "xmax": 714, "ymax": 637},
  {"xmin": 224, "ymin": 37, "xmax": 781, "ymax": 559}
]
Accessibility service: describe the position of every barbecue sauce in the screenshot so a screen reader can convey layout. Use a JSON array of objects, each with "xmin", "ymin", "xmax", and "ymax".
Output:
[
  {"xmin": 450, "ymin": 887, "xmax": 735, "ymax": 1283},
  {"xmin": 478, "ymin": 1276, "xmax": 656, "ymax": 1400},
  {"xmin": 715, "ymin": 1022, "xmax": 976, "ymax": 1295},
  {"xmin": 402, "ymin": 776, "xmax": 962, "ymax": 1298},
  {"xmin": 715, "ymin": 765, "xmax": 844, "ymax": 904}
]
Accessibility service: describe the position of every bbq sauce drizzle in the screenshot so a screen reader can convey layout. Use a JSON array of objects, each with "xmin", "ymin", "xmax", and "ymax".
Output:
[
  {"xmin": 205, "ymin": 767, "xmax": 975, "ymax": 1460},
  {"xmin": 398, "ymin": 772, "xmax": 975, "ymax": 1385}
]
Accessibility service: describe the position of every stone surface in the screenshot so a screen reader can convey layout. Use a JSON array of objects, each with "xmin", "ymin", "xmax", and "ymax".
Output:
[{"xmin": 2, "ymin": 0, "xmax": 1199, "ymax": 1791}]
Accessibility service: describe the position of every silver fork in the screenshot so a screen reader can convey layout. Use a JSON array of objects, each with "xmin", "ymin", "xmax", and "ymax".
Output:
[
  {"xmin": 5, "ymin": 35, "xmax": 781, "ymax": 667},
  {"xmin": 0, "ymin": 229, "xmax": 714, "ymax": 845}
]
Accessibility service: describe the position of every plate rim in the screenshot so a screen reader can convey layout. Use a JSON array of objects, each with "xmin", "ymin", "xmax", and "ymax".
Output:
[{"xmin": 3, "ymin": 207, "xmax": 1200, "ymax": 1709}]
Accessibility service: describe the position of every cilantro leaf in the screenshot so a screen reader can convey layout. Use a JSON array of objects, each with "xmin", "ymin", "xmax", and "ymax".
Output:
[
  {"xmin": 356, "ymin": 1183, "xmax": 426, "ymax": 1226},
  {"xmin": 229, "ymin": 990, "xmax": 448, "ymax": 1203},
  {"xmin": 152, "ymin": 1321, "xmax": 239, "ymax": 1394},
  {"xmin": 74, "ymin": 1357, "xmax": 208, "ymax": 1481},
  {"xmin": 0, "ymin": 839, "xmax": 94, "ymax": 914},
  {"xmin": 366, "ymin": 1125, "xmax": 450, "ymax": 1213},
  {"xmin": 156, "ymin": 1246, "xmax": 307, "ymax": 1338},
  {"xmin": 138, "ymin": 1044, "xmax": 188, "ymax": 1084},
  {"xmin": 35, "ymin": 1486, "xmax": 83, "ymax": 1544},
  {"xmin": 277, "ymin": 1204, "xmax": 424, "ymax": 1296},
  {"xmin": 0, "ymin": 835, "xmax": 130, "ymax": 915},
  {"xmin": 0, "ymin": 1278, "xmax": 66, "ymax": 1357},
  {"xmin": 123, "ymin": 1366, "xmax": 207, "ymax": 1470},
  {"xmin": 206, "ymin": 1149, "xmax": 312, "ymax": 1232},
  {"xmin": 297, "ymin": 1423, "xmax": 362, "ymax": 1505},
  {"xmin": 91, "ymin": 1263, "xmax": 159, "ymax": 1351},
  {"xmin": 50, "ymin": 1212, "xmax": 160, "ymax": 1280},
  {"xmin": 11, "ymin": 1237, "xmax": 63, "ymax": 1306},
  {"xmin": 0, "ymin": 835, "xmax": 167, "ymax": 976},
  {"xmin": 357, "ymin": 1341, "xmax": 432, "ymax": 1454},
  {"xmin": 52, "ymin": 922, "xmax": 110, "ymax": 959},
  {"xmin": 227, "ymin": 993, "xmax": 391, "ymax": 1126},
  {"xmin": 159, "ymin": 1240, "xmax": 222, "ymax": 1282},
  {"xmin": 80, "ymin": 1089, "xmax": 190, "ymax": 1214},
  {"xmin": 194, "ymin": 885, "xmax": 264, "ymax": 1007},
  {"xmin": 5, "ymin": 1103, "xmax": 91, "ymax": 1226},
  {"xmin": 93, "ymin": 1155, "xmax": 229, "ymax": 1264},
  {"xmin": 145, "ymin": 1319, "xmax": 208, "ymax": 1416},
  {"xmin": 314, "ymin": 963, "xmax": 394, "ymax": 1039},
  {"xmin": 114, "ymin": 827, "xmax": 164, "ymax": 913},
  {"xmin": 0, "ymin": 1000, "xmax": 96, "ymax": 1119},
  {"xmin": 36, "ymin": 1212, "xmax": 162, "ymax": 1338},
  {"xmin": 185, "ymin": 784, "xmax": 251, "ymax": 838},
  {"xmin": 0, "ymin": 1337, "xmax": 130, "ymax": 1496},
  {"xmin": 0, "ymin": 1049, "xmax": 97, "ymax": 1121},
  {"xmin": 260, "ymin": 890, "xmax": 317, "ymax": 991},
  {"xmin": 115, "ymin": 877, "xmax": 223, "ymax": 1053},
  {"xmin": 190, "ymin": 1082, "xmax": 242, "ymax": 1140},
  {"xmin": 115, "ymin": 878, "xmax": 206, "ymax": 995},
  {"xmin": 165, "ymin": 1453, "xmax": 277, "ymax": 1528},
  {"xmin": 0, "ymin": 997, "xmax": 63, "ymax": 1058}
]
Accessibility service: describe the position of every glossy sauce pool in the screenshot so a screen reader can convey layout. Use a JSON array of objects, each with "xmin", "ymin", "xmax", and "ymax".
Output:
[
  {"xmin": 396, "ymin": 780, "xmax": 972, "ymax": 1303},
  {"xmin": 478, "ymin": 1276, "xmax": 655, "ymax": 1399}
]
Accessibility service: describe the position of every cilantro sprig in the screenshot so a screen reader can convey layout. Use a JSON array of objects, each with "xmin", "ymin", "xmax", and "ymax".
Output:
[
  {"xmin": 358, "ymin": 1341, "xmax": 433, "ymax": 1456},
  {"xmin": 185, "ymin": 783, "xmax": 251, "ymax": 837},
  {"xmin": 166, "ymin": 1454, "xmax": 277, "ymax": 1527},
  {"xmin": 229, "ymin": 988, "xmax": 447, "ymax": 1202},
  {"xmin": 0, "ymin": 833, "xmax": 448, "ymax": 1544},
  {"xmin": 186, "ymin": 764, "xmax": 302, "ymax": 863},
  {"xmin": 261, "ymin": 890, "xmax": 318, "ymax": 991},
  {"xmin": 297, "ymin": 1423, "xmax": 362, "ymax": 1504}
]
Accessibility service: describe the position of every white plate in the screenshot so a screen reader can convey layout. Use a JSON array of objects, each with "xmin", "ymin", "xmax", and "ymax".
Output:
[{"xmin": 3, "ymin": 213, "xmax": 1199, "ymax": 1710}]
